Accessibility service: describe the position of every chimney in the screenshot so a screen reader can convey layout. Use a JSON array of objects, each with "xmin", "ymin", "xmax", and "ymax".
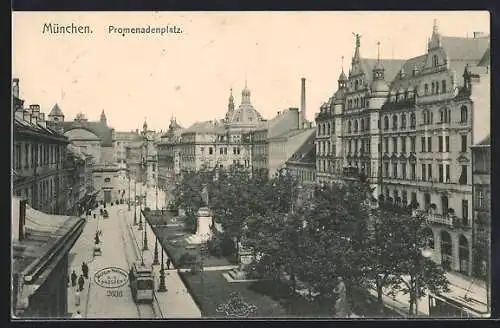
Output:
[
  {"xmin": 12, "ymin": 78, "xmax": 20, "ymax": 98},
  {"xmin": 23, "ymin": 110, "xmax": 31, "ymax": 122},
  {"xmin": 300, "ymin": 77, "xmax": 306, "ymax": 128}
]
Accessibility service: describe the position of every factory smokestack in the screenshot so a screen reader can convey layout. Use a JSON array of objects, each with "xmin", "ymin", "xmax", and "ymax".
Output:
[{"xmin": 300, "ymin": 77, "xmax": 306, "ymax": 129}]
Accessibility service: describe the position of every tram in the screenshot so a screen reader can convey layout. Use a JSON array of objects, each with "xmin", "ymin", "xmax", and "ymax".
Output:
[{"xmin": 129, "ymin": 262, "xmax": 154, "ymax": 303}]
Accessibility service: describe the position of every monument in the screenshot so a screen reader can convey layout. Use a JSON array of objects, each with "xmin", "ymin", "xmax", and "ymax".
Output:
[
  {"xmin": 186, "ymin": 184, "xmax": 213, "ymax": 244},
  {"xmin": 227, "ymin": 223, "xmax": 254, "ymax": 281}
]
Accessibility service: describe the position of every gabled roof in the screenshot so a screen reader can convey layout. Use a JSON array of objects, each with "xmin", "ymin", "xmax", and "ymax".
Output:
[
  {"xmin": 441, "ymin": 36, "xmax": 490, "ymax": 61},
  {"xmin": 48, "ymin": 103, "xmax": 64, "ymax": 117},
  {"xmin": 183, "ymin": 120, "xmax": 225, "ymax": 134},
  {"xmin": 360, "ymin": 58, "xmax": 407, "ymax": 84}
]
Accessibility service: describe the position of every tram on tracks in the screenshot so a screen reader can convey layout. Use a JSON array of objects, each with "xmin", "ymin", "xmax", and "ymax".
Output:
[{"xmin": 129, "ymin": 261, "xmax": 154, "ymax": 303}]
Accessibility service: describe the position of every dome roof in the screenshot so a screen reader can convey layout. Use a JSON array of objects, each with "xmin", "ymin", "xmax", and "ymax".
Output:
[
  {"xmin": 371, "ymin": 79, "xmax": 390, "ymax": 93},
  {"xmin": 373, "ymin": 60, "xmax": 384, "ymax": 71},
  {"xmin": 242, "ymin": 86, "xmax": 251, "ymax": 97}
]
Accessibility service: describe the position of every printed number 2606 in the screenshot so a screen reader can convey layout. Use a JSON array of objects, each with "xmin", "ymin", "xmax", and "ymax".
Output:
[{"xmin": 106, "ymin": 290, "xmax": 123, "ymax": 297}]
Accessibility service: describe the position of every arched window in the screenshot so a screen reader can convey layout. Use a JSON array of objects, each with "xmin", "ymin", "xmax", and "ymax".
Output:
[
  {"xmin": 459, "ymin": 235, "xmax": 470, "ymax": 275},
  {"xmin": 410, "ymin": 113, "xmax": 416, "ymax": 128},
  {"xmin": 422, "ymin": 111, "xmax": 427, "ymax": 125},
  {"xmin": 384, "ymin": 116, "xmax": 389, "ymax": 131},
  {"xmin": 360, "ymin": 118, "xmax": 364, "ymax": 131},
  {"xmin": 423, "ymin": 228, "xmax": 435, "ymax": 249},
  {"xmin": 447, "ymin": 109, "xmax": 451, "ymax": 123},
  {"xmin": 348, "ymin": 120, "xmax": 352, "ymax": 133},
  {"xmin": 441, "ymin": 195, "xmax": 449, "ymax": 216},
  {"xmin": 442, "ymin": 80, "xmax": 447, "ymax": 93},
  {"xmin": 392, "ymin": 115, "xmax": 398, "ymax": 130},
  {"xmin": 440, "ymin": 109, "xmax": 444, "ymax": 123},
  {"xmin": 355, "ymin": 80, "xmax": 359, "ymax": 90},
  {"xmin": 461, "ymin": 105, "xmax": 468, "ymax": 123},
  {"xmin": 354, "ymin": 120, "xmax": 358, "ymax": 132},
  {"xmin": 441, "ymin": 230, "xmax": 452, "ymax": 270},
  {"xmin": 424, "ymin": 84, "xmax": 429, "ymax": 95},
  {"xmin": 436, "ymin": 82, "xmax": 440, "ymax": 94},
  {"xmin": 433, "ymin": 55, "xmax": 438, "ymax": 67},
  {"xmin": 401, "ymin": 114, "xmax": 407, "ymax": 129},
  {"xmin": 431, "ymin": 82, "xmax": 435, "ymax": 94},
  {"xmin": 327, "ymin": 123, "xmax": 331, "ymax": 135}
]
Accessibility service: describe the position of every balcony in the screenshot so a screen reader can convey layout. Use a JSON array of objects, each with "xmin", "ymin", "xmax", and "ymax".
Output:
[{"xmin": 426, "ymin": 212, "xmax": 471, "ymax": 230}]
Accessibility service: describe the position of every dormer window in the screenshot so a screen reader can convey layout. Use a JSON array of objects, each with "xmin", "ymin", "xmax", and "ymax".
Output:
[{"xmin": 432, "ymin": 54, "xmax": 438, "ymax": 67}]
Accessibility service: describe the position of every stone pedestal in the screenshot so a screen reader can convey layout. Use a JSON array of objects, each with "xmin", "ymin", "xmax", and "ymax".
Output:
[
  {"xmin": 228, "ymin": 245, "xmax": 253, "ymax": 281},
  {"xmin": 186, "ymin": 207, "xmax": 213, "ymax": 244}
]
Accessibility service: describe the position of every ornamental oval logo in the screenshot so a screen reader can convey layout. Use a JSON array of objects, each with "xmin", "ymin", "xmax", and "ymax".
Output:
[{"xmin": 94, "ymin": 267, "xmax": 129, "ymax": 289}]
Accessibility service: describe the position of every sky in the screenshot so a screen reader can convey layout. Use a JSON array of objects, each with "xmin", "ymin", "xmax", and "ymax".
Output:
[{"xmin": 12, "ymin": 11, "xmax": 489, "ymax": 132}]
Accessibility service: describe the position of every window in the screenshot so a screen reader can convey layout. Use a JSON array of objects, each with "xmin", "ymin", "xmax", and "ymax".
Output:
[
  {"xmin": 411, "ymin": 192, "xmax": 417, "ymax": 205},
  {"xmin": 233, "ymin": 147, "xmax": 237, "ymax": 155},
  {"xmin": 392, "ymin": 115, "xmax": 398, "ymax": 130},
  {"xmin": 459, "ymin": 165, "xmax": 468, "ymax": 185},
  {"xmin": 438, "ymin": 136, "xmax": 443, "ymax": 152},
  {"xmin": 428, "ymin": 164, "xmax": 433, "ymax": 180},
  {"xmin": 462, "ymin": 199, "xmax": 469, "ymax": 221},
  {"xmin": 393, "ymin": 137, "xmax": 398, "ymax": 153},
  {"xmin": 401, "ymin": 114, "xmax": 407, "ymax": 129},
  {"xmin": 104, "ymin": 177, "xmax": 111, "ymax": 182},
  {"xmin": 348, "ymin": 121, "xmax": 352, "ymax": 133},
  {"xmin": 384, "ymin": 138, "xmax": 389, "ymax": 153},
  {"xmin": 440, "ymin": 109, "xmax": 444, "ymax": 123},
  {"xmin": 15, "ymin": 144, "xmax": 21, "ymax": 169},
  {"xmin": 427, "ymin": 137, "xmax": 432, "ymax": 152},
  {"xmin": 402, "ymin": 164, "xmax": 407, "ymax": 179},
  {"xmin": 421, "ymin": 137, "xmax": 426, "ymax": 152},
  {"xmin": 431, "ymin": 82, "xmax": 435, "ymax": 94},
  {"xmin": 410, "ymin": 137, "xmax": 416, "ymax": 153},
  {"xmin": 410, "ymin": 113, "xmax": 416, "ymax": 128},
  {"xmin": 442, "ymin": 80, "xmax": 447, "ymax": 93},
  {"xmin": 432, "ymin": 55, "xmax": 438, "ymax": 67},
  {"xmin": 220, "ymin": 148, "xmax": 223, "ymax": 155},
  {"xmin": 424, "ymin": 84, "xmax": 429, "ymax": 95},
  {"xmin": 460, "ymin": 106, "xmax": 468, "ymax": 122},
  {"xmin": 401, "ymin": 136, "xmax": 407, "ymax": 153},
  {"xmin": 393, "ymin": 163, "xmax": 398, "ymax": 178},
  {"xmin": 461, "ymin": 135, "xmax": 467, "ymax": 152},
  {"xmin": 446, "ymin": 164, "xmax": 450, "ymax": 182},
  {"xmin": 441, "ymin": 195, "xmax": 449, "ymax": 216},
  {"xmin": 446, "ymin": 109, "xmax": 451, "ymax": 123},
  {"xmin": 445, "ymin": 136, "xmax": 450, "ymax": 152},
  {"xmin": 402, "ymin": 190, "xmax": 408, "ymax": 205},
  {"xmin": 477, "ymin": 190, "xmax": 485, "ymax": 208},
  {"xmin": 384, "ymin": 116, "xmax": 389, "ymax": 130},
  {"xmin": 24, "ymin": 144, "xmax": 29, "ymax": 168},
  {"xmin": 439, "ymin": 164, "xmax": 444, "ymax": 182},
  {"xmin": 436, "ymin": 83, "xmax": 440, "ymax": 94},
  {"xmin": 421, "ymin": 164, "xmax": 426, "ymax": 181},
  {"xmin": 354, "ymin": 120, "xmax": 358, "ymax": 132},
  {"xmin": 384, "ymin": 163, "xmax": 389, "ymax": 177},
  {"xmin": 209, "ymin": 147, "xmax": 213, "ymax": 155},
  {"xmin": 410, "ymin": 164, "xmax": 416, "ymax": 180},
  {"xmin": 424, "ymin": 193, "xmax": 431, "ymax": 211}
]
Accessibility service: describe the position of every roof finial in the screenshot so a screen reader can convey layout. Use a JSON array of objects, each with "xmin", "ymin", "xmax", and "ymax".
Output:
[
  {"xmin": 433, "ymin": 19, "xmax": 439, "ymax": 34},
  {"xmin": 245, "ymin": 72, "xmax": 247, "ymax": 89},
  {"xmin": 376, "ymin": 41, "xmax": 381, "ymax": 62},
  {"xmin": 341, "ymin": 56, "xmax": 344, "ymax": 71}
]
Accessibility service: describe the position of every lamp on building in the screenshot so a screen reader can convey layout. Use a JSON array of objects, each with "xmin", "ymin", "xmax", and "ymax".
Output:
[
  {"xmin": 153, "ymin": 233, "xmax": 159, "ymax": 265},
  {"xmin": 157, "ymin": 234, "xmax": 167, "ymax": 292},
  {"xmin": 133, "ymin": 178, "xmax": 138, "ymax": 225},
  {"xmin": 142, "ymin": 210, "xmax": 149, "ymax": 251}
]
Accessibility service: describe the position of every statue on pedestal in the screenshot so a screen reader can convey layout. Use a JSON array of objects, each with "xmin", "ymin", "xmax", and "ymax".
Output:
[{"xmin": 333, "ymin": 276, "xmax": 348, "ymax": 318}]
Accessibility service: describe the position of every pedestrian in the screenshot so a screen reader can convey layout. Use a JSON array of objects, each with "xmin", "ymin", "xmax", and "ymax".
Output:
[
  {"xmin": 75, "ymin": 290, "xmax": 81, "ymax": 307},
  {"xmin": 82, "ymin": 262, "xmax": 89, "ymax": 279},
  {"xmin": 72, "ymin": 310, "xmax": 82, "ymax": 319},
  {"xmin": 333, "ymin": 276, "xmax": 348, "ymax": 318},
  {"xmin": 71, "ymin": 270, "xmax": 77, "ymax": 287},
  {"xmin": 78, "ymin": 274, "xmax": 85, "ymax": 291},
  {"xmin": 166, "ymin": 258, "xmax": 171, "ymax": 270}
]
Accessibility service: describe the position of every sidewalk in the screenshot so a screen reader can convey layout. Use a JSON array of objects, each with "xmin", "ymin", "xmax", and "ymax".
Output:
[{"xmin": 124, "ymin": 203, "xmax": 202, "ymax": 318}]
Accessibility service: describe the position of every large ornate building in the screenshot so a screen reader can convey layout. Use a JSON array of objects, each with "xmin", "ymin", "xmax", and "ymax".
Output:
[
  {"xmin": 48, "ymin": 108, "xmax": 120, "ymax": 204},
  {"xmin": 315, "ymin": 22, "xmax": 490, "ymax": 276},
  {"xmin": 12, "ymin": 79, "xmax": 92, "ymax": 215},
  {"xmin": 156, "ymin": 116, "xmax": 183, "ymax": 194}
]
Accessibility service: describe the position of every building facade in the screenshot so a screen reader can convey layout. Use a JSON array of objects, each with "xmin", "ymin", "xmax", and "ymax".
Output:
[
  {"xmin": 156, "ymin": 117, "xmax": 183, "ymax": 195},
  {"xmin": 48, "ymin": 109, "xmax": 120, "ymax": 204},
  {"xmin": 314, "ymin": 22, "xmax": 490, "ymax": 276},
  {"xmin": 285, "ymin": 131, "xmax": 316, "ymax": 186},
  {"xmin": 12, "ymin": 80, "xmax": 78, "ymax": 215},
  {"xmin": 114, "ymin": 130, "xmax": 141, "ymax": 177}
]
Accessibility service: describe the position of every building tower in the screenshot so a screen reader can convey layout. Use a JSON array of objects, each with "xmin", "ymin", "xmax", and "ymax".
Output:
[
  {"xmin": 48, "ymin": 103, "xmax": 65, "ymax": 122},
  {"xmin": 100, "ymin": 110, "xmax": 107, "ymax": 126},
  {"xmin": 225, "ymin": 88, "xmax": 235, "ymax": 121},
  {"xmin": 241, "ymin": 79, "xmax": 252, "ymax": 105},
  {"xmin": 333, "ymin": 57, "xmax": 348, "ymax": 174},
  {"xmin": 12, "ymin": 78, "xmax": 20, "ymax": 98}
]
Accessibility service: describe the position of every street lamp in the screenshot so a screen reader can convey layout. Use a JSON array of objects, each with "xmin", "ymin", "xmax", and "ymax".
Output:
[
  {"xmin": 134, "ymin": 180, "xmax": 138, "ymax": 226},
  {"xmin": 415, "ymin": 247, "xmax": 433, "ymax": 317},
  {"xmin": 128, "ymin": 171, "xmax": 131, "ymax": 211},
  {"xmin": 142, "ymin": 211, "xmax": 149, "ymax": 251},
  {"xmin": 153, "ymin": 234, "xmax": 159, "ymax": 265},
  {"xmin": 158, "ymin": 235, "xmax": 167, "ymax": 292}
]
